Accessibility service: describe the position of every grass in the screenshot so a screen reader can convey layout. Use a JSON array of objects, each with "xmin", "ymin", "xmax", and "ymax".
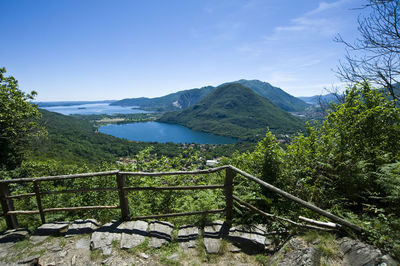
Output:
[
  {"xmin": 126, "ymin": 238, "xmax": 149, "ymax": 254},
  {"xmin": 302, "ymin": 231, "xmax": 342, "ymax": 265},
  {"xmin": 90, "ymin": 249, "xmax": 103, "ymax": 261}
]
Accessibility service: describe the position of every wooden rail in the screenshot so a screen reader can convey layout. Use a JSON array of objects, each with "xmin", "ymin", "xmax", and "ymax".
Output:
[{"xmin": 0, "ymin": 165, "xmax": 362, "ymax": 233}]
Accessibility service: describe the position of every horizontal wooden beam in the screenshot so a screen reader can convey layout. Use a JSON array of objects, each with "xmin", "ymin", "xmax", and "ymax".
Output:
[
  {"xmin": 120, "ymin": 166, "xmax": 228, "ymax": 177},
  {"xmin": 124, "ymin": 184, "xmax": 225, "ymax": 191},
  {"xmin": 229, "ymin": 165, "xmax": 363, "ymax": 232},
  {"xmin": 6, "ymin": 193, "xmax": 36, "ymax": 199},
  {"xmin": 130, "ymin": 209, "xmax": 225, "ymax": 220},
  {"xmin": 0, "ymin": 170, "xmax": 119, "ymax": 184},
  {"xmin": 40, "ymin": 187, "xmax": 118, "ymax": 195},
  {"xmin": 7, "ymin": 205, "xmax": 119, "ymax": 215}
]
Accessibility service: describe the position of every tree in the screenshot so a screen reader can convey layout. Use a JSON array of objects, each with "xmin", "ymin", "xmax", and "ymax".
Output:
[
  {"xmin": 336, "ymin": 0, "xmax": 400, "ymax": 100},
  {"xmin": 0, "ymin": 68, "xmax": 45, "ymax": 170}
]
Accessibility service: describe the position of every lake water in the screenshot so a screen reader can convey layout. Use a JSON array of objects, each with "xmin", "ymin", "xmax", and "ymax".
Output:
[
  {"xmin": 98, "ymin": 122, "xmax": 238, "ymax": 144},
  {"xmin": 41, "ymin": 103, "xmax": 150, "ymax": 115}
]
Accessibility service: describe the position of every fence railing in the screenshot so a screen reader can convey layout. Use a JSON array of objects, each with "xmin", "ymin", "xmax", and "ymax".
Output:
[{"xmin": 0, "ymin": 165, "xmax": 362, "ymax": 232}]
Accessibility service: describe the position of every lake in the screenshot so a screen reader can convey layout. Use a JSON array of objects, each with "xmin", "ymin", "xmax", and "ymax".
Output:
[
  {"xmin": 98, "ymin": 122, "xmax": 238, "ymax": 144},
  {"xmin": 41, "ymin": 103, "xmax": 150, "ymax": 115}
]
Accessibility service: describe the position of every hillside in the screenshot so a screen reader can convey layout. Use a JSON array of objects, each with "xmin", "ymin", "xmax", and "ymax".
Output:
[
  {"xmin": 158, "ymin": 83, "xmax": 304, "ymax": 140},
  {"xmin": 222, "ymin": 79, "xmax": 309, "ymax": 112},
  {"xmin": 111, "ymin": 79, "xmax": 309, "ymax": 112},
  {"xmin": 29, "ymin": 110, "xmax": 183, "ymax": 164},
  {"xmin": 28, "ymin": 110, "xmax": 254, "ymax": 164},
  {"xmin": 110, "ymin": 86, "xmax": 215, "ymax": 111}
]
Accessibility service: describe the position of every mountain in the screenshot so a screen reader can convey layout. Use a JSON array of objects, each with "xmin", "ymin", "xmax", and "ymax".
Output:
[
  {"xmin": 221, "ymin": 80, "xmax": 309, "ymax": 112},
  {"xmin": 298, "ymin": 93, "xmax": 340, "ymax": 105},
  {"xmin": 110, "ymin": 86, "xmax": 215, "ymax": 111},
  {"xmin": 158, "ymin": 83, "xmax": 304, "ymax": 140},
  {"xmin": 111, "ymin": 79, "xmax": 309, "ymax": 112}
]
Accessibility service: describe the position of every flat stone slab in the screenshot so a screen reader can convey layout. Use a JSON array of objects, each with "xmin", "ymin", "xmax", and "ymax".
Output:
[
  {"xmin": 0, "ymin": 228, "xmax": 30, "ymax": 243},
  {"xmin": 118, "ymin": 220, "xmax": 148, "ymax": 249},
  {"xmin": 66, "ymin": 219, "xmax": 99, "ymax": 237},
  {"xmin": 0, "ymin": 228, "xmax": 30, "ymax": 258},
  {"xmin": 203, "ymin": 220, "xmax": 226, "ymax": 254},
  {"xmin": 227, "ymin": 224, "xmax": 268, "ymax": 254},
  {"xmin": 30, "ymin": 222, "xmax": 69, "ymax": 244},
  {"xmin": 148, "ymin": 221, "xmax": 174, "ymax": 248},
  {"xmin": 90, "ymin": 222, "xmax": 121, "ymax": 255},
  {"xmin": 75, "ymin": 236, "xmax": 91, "ymax": 250},
  {"xmin": 178, "ymin": 225, "xmax": 199, "ymax": 249}
]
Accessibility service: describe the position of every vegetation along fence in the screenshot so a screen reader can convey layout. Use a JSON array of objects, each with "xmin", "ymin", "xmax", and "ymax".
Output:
[{"xmin": 0, "ymin": 165, "xmax": 362, "ymax": 232}]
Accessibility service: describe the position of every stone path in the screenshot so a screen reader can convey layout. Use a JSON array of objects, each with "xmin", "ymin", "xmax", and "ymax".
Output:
[
  {"xmin": 0, "ymin": 219, "xmax": 276, "ymax": 265},
  {"xmin": 1, "ymin": 219, "xmax": 398, "ymax": 266}
]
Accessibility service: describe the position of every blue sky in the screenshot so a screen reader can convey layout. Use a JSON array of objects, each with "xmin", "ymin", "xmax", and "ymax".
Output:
[{"xmin": 1, "ymin": 0, "xmax": 364, "ymax": 101}]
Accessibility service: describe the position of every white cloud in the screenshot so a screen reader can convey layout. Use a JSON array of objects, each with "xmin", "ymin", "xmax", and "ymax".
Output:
[
  {"xmin": 265, "ymin": 0, "xmax": 351, "ymax": 40},
  {"xmin": 306, "ymin": 0, "xmax": 349, "ymax": 16}
]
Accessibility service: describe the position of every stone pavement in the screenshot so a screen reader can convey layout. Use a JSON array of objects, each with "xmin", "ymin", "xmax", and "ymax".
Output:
[{"xmin": 0, "ymin": 219, "xmax": 275, "ymax": 265}]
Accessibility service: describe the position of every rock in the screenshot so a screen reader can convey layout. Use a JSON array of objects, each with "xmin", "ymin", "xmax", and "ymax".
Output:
[
  {"xmin": 227, "ymin": 224, "xmax": 266, "ymax": 254},
  {"xmin": 30, "ymin": 222, "xmax": 69, "ymax": 244},
  {"xmin": 48, "ymin": 243, "xmax": 62, "ymax": 252},
  {"xmin": 66, "ymin": 219, "xmax": 99, "ymax": 237},
  {"xmin": 75, "ymin": 237, "xmax": 91, "ymax": 249},
  {"xmin": 139, "ymin": 252, "xmax": 149, "ymax": 259},
  {"xmin": 0, "ymin": 228, "xmax": 30, "ymax": 243},
  {"xmin": 203, "ymin": 220, "xmax": 227, "ymax": 254},
  {"xmin": 0, "ymin": 228, "xmax": 30, "ymax": 257},
  {"xmin": 280, "ymin": 246, "xmax": 320, "ymax": 266},
  {"xmin": 167, "ymin": 253, "xmax": 179, "ymax": 261},
  {"xmin": 17, "ymin": 254, "xmax": 40, "ymax": 265},
  {"xmin": 178, "ymin": 225, "xmax": 199, "ymax": 249},
  {"xmin": 148, "ymin": 221, "xmax": 174, "ymax": 248},
  {"xmin": 90, "ymin": 222, "xmax": 121, "ymax": 255},
  {"xmin": 340, "ymin": 237, "xmax": 398, "ymax": 266},
  {"xmin": 117, "ymin": 220, "xmax": 148, "ymax": 249},
  {"xmin": 269, "ymin": 237, "xmax": 321, "ymax": 266},
  {"xmin": 229, "ymin": 246, "xmax": 242, "ymax": 253}
]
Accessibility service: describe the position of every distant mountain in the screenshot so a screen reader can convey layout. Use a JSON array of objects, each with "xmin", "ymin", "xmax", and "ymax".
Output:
[
  {"xmin": 158, "ymin": 83, "xmax": 304, "ymax": 140},
  {"xmin": 221, "ymin": 80, "xmax": 309, "ymax": 112},
  {"xmin": 298, "ymin": 93, "xmax": 340, "ymax": 105},
  {"xmin": 36, "ymin": 100, "xmax": 116, "ymax": 108},
  {"xmin": 111, "ymin": 79, "xmax": 309, "ymax": 112},
  {"xmin": 110, "ymin": 86, "xmax": 215, "ymax": 111}
]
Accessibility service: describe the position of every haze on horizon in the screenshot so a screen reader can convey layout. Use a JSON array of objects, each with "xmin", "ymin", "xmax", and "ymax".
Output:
[{"xmin": 0, "ymin": 0, "xmax": 364, "ymax": 101}]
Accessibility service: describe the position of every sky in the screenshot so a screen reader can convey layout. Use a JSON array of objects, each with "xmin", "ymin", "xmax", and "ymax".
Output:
[{"xmin": 0, "ymin": 0, "xmax": 365, "ymax": 101}]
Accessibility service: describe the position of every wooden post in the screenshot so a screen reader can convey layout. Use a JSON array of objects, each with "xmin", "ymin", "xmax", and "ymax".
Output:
[
  {"xmin": 33, "ymin": 181, "xmax": 46, "ymax": 224},
  {"xmin": 117, "ymin": 173, "xmax": 130, "ymax": 221},
  {"xmin": 225, "ymin": 167, "xmax": 234, "ymax": 224},
  {"xmin": 0, "ymin": 183, "xmax": 18, "ymax": 229}
]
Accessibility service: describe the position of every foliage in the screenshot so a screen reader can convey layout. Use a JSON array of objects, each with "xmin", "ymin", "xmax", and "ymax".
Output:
[
  {"xmin": 226, "ymin": 82, "xmax": 400, "ymax": 258},
  {"xmin": 0, "ymin": 68, "xmax": 46, "ymax": 170},
  {"xmin": 159, "ymin": 83, "xmax": 304, "ymax": 141}
]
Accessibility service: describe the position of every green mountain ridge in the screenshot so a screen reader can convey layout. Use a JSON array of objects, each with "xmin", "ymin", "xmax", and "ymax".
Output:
[
  {"xmin": 222, "ymin": 79, "xmax": 309, "ymax": 112},
  {"xmin": 111, "ymin": 79, "xmax": 309, "ymax": 112},
  {"xmin": 158, "ymin": 83, "xmax": 304, "ymax": 140}
]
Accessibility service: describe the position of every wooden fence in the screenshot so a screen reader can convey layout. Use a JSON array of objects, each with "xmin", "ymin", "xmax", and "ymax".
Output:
[{"xmin": 0, "ymin": 165, "xmax": 362, "ymax": 232}]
